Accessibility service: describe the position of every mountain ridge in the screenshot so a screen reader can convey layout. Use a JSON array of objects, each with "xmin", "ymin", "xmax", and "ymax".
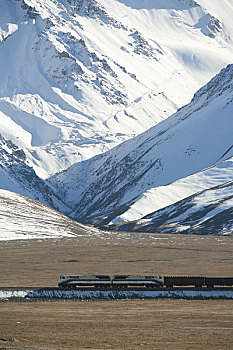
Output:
[
  {"xmin": 1, "ymin": 0, "xmax": 233, "ymax": 178},
  {"xmin": 49, "ymin": 63, "xmax": 233, "ymax": 232}
]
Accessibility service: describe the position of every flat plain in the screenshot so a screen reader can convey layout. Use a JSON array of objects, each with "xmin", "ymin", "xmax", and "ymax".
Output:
[
  {"xmin": 1, "ymin": 300, "xmax": 233, "ymax": 350},
  {"xmin": 1, "ymin": 232, "xmax": 233, "ymax": 349},
  {"xmin": 1, "ymin": 232, "xmax": 233, "ymax": 286}
]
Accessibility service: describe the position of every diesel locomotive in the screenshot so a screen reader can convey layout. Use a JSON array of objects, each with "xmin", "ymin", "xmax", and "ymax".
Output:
[{"xmin": 58, "ymin": 275, "xmax": 233, "ymax": 289}]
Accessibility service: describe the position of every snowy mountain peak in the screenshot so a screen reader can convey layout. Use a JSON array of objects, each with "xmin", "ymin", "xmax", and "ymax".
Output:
[
  {"xmin": 192, "ymin": 63, "xmax": 233, "ymax": 105},
  {"xmin": 1, "ymin": 0, "xmax": 233, "ymax": 179},
  {"xmin": 49, "ymin": 62, "xmax": 233, "ymax": 232}
]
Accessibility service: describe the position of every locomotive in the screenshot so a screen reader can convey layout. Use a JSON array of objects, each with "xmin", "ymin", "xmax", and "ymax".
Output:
[
  {"xmin": 58, "ymin": 275, "xmax": 164, "ymax": 288},
  {"xmin": 58, "ymin": 275, "xmax": 233, "ymax": 289}
]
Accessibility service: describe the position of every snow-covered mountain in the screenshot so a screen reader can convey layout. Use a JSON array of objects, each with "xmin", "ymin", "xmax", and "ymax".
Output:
[
  {"xmin": 1, "ymin": 0, "xmax": 233, "ymax": 179},
  {"xmin": 50, "ymin": 63, "xmax": 233, "ymax": 233},
  {"xmin": 0, "ymin": 133, "xmax": 69, "ymax": 212},
  {"xmin": 107, "ymin": 163, "xmax": 233, "ymax": 235},
  {"xmin": 0, "ymin": 189, "xmax": 102, "ymax": 240},
  {"xmin": 0, "ymin": 0, "xmax": 233, "ymax": 235}
]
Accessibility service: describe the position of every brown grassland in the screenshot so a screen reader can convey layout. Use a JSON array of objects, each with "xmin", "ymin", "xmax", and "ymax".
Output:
[
  {"xmin": 1, "ymin": 233, "xmax": 233, "ymax": 286},
  {"xmin": 1, "ymin": 232, "xmax": 233, "ymax": 349},
  {"xmin": 1, "ymin": 299, "xmax": 233, "ymax": 350}
]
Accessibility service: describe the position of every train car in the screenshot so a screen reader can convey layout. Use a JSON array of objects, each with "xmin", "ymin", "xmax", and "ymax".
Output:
[
  {"xmin": 58, "ymin": 274, "xmax": 233, "ymax": 289},
  {"xmin": 58, "ymin": 275, "xmax": 111, "ymax": 288},
  {"xmin": 112, "ymin": 275, "xmax": 164, "ymax": 288},
  {"xmin": 164, "ymin": 276, "xmax": 205, "ymax": 288},
  {"xmin": 205, "ymin": 277, "xmax": 233, "ymax": 287}
]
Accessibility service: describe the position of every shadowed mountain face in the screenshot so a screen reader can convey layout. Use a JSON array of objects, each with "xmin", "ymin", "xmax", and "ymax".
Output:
[
  {"xmin": 0, "ymin": 133, "xmax": 68, "ymax": 213},
  {"xmin": 106, "ymin": 181, "xmax": 233, "ymax": 235}
]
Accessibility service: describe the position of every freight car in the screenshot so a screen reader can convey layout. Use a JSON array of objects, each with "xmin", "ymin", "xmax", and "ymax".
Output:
[
  {"xmin": 58, "ymin": 275, "xmax": 233, "ymax": 289},
  {"xmin": 164, "ymin": 276, "xmax": 205, "ymax": 288},
  {"xmin": 164, "ymin": 276, "xmax": 233, "ymax": 288},
  {"xmin": 205, "ymin": 277, "xmax": 233, "ymax": 288}
]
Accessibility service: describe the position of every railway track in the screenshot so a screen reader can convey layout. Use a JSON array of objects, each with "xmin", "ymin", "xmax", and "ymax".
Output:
[{"xmin": 1, "ymin": 286, "xmax": 233, "ymax": 291}]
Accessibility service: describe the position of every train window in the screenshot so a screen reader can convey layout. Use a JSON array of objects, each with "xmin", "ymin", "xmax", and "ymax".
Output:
[{"xmin": 114, "ymin": 275, "xmax": 128, "ymax": 279}]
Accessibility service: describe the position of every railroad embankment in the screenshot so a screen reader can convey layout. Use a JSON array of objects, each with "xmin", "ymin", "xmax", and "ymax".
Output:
[{"xmin": 1, "ymin": 288, "xmax": 233, "ymax": 301}]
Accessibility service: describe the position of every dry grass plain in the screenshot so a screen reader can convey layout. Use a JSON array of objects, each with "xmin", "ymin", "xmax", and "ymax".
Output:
[
  {"xmin": 1, "ymin": 300, "xmax": 233, "ymax": 350},
  {"xmin": 1, "ymin": 232, "xmax": 233, "ymax": 350},
  {"xmin": 0, "ymin": 233, "xmax": 233, "ymax": 286}
]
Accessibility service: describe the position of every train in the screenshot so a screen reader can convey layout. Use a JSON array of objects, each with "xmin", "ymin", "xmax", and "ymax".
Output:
[
  {"xmin": 58, "ymin": 275, "xmax": 233, "ymax": 289},
  {"xmin": 58, "ymin": 275, "xmax": 164, "ymax": 288}
]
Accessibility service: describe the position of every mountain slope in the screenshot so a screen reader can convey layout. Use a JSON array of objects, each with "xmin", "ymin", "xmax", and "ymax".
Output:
[
  {"xmin": 108, "ymin": 156, "xmax": 233, "ymax": 224},
  {"xmin": 1, "ymin": 0, "xmax": 233, "ymax": 178},
  {"xmin": 0, "ymin": 189, "xmax": 101, "ymax": 240},
  {"xmin": 49, "ymin": 64, "xmax": 233, "ymax": 229},
  {"xmin": 109, "ymin": 180, "xmax": 233, "ymax": 235},
  {"xmin": 0, "ymin": 134, "xmax": 68, "ymax": 212}
]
